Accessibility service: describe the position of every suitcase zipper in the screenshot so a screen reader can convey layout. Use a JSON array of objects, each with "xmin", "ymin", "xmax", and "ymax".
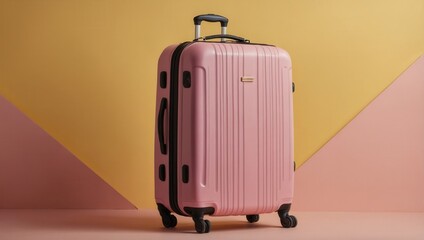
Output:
[{"xmin": 168, "ymin": 41, "xmax": 192, "ymax": 216}]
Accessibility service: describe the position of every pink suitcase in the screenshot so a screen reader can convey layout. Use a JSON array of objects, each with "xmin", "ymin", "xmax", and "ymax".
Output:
[{"xmin": 154, "ymin": 14, "xmax": 296, "ymax": 233}]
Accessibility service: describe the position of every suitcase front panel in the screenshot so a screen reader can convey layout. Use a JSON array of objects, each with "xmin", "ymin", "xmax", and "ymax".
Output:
[{"xmin": 178, "ymin": 42, "xmax": 294, "ymax": 216}]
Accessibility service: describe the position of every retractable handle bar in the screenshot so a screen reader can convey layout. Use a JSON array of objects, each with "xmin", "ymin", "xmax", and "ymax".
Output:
[{"xmin": 193, "ymin": 14, "xmax": 228, "ymax": 39}]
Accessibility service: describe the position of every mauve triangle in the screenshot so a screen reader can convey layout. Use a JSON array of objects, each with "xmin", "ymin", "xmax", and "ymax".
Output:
[{"xmin": 0, "ymin": 96, "xmax": 135, "ymax": 209}]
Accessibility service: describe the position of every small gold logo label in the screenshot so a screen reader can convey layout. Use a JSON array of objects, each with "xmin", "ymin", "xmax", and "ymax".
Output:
[{"xmin": 241, "ymin": 76, "xmax": 255, "ymax": 82}]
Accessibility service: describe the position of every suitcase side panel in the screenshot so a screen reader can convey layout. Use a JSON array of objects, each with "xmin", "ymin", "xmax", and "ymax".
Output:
[
  {"xmin": 178, "ymin": 43, "xmax": 294, "ymax": 216},
  {"xmin": 154, "ymin": 44, "xmax": 178, "ymax": 211}
]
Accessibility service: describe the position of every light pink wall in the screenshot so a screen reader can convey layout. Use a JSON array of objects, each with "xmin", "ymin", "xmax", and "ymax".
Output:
[
  {"xmin": 293, "ymin": 56, "xmax": 424, "ymax": 212},
  {"xmin": 0, "ymin": 96, "xmax": 135, "ymax": 209}
]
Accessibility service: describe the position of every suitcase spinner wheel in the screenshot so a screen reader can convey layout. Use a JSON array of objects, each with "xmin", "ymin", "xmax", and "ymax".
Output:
[
  {"xmin": 193, "ymin": 218, "xmax": 211, "ymax": 233},
  {"xmin": 246, "ymin": 214, "xmax": 260, "ymax": 223},
  {"xmin": 278, "ymin": 204, "xmax": 298, "ymax": 228},
  {"xmin": 162, "ymin": 215, "xmax": 177, "ymax": 228},
  {"xmin": 280, "ymin": 215, "xmax": 298, "ymax": 228},
  {"xmin": 158, "ymin": 204, "xmax": 177, "ymax": 228}
]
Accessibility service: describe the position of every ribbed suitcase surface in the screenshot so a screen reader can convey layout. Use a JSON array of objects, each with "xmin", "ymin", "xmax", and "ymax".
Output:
[{"xmin": 177, "ymin": 43, "xmax": 294, "ymax": 215}]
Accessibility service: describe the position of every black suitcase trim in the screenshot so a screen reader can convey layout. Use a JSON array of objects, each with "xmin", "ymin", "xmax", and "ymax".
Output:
[{"xmin": 168, "ymin": 41, "xmax": 192, "ymax": 216}]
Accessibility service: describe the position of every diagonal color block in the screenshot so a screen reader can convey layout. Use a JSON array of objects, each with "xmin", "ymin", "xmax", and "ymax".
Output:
[
  {"xmin": 1, "ymin": 1, "xmax": 423, "ymax": 208},
  {"xmin": 0, "ymin": 95, "xmax": 135, "ymax": 209},
  {"xmin": 293, "ymin": 56, "xmax": 424, "ymax": 212}
]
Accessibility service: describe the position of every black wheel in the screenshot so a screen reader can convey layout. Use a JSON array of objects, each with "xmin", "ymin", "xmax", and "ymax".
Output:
[
  {"xmin": 204, "ymin": 220, "xmax": 211, "ymax": 233},
  {"xmin": 162, "ymin": 214, "xmax": 177, "ymax": 228},
  {"xmin": 281, "ymin": 216, "xmax": 293, "ymax": 228},
  {"xmin": 246, "ymin": 214, "xmax": 260, "ymax": 223},
  {"xmin": 195, "ymin": 219, "xmax": 207, "ymax": 233},
  {"xmin": 289, "ymin": 215, "xmax": 297, "ymax": 228}
]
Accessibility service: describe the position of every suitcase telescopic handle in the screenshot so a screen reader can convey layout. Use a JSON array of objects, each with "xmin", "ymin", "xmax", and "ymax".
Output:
[
  {"xmin": 193, "ymin": 14, "xmax": 228, "ymax": 39},
  {"xmin": 158, "ymin": 98, "xmax": 167, "ymax": 154}
]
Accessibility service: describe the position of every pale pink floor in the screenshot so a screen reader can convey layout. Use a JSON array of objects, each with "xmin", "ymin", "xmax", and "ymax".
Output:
[{"xmin": 1, "ymin": 209, "xmax": 423, "ymax": 240}]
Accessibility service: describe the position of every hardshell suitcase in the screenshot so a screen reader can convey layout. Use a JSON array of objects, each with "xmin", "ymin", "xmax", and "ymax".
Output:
[{"xmin": 154, "ymin": 14, "xmax": 297, "ymax": 233}]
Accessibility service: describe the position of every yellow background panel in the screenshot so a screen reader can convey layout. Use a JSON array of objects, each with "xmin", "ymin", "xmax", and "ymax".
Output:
[{"xmin": 0, "ymin": 0, "xmax": 423, "ymax": 208}]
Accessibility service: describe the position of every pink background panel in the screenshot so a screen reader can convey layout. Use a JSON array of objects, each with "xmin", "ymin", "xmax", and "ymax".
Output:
[
  {"xmin": 0, "ymin": 95, "xmax": 135, "ymax": 209},
  {"xmin": 293, "ymin": 55, "xmax": 424, "ymax": 212}
]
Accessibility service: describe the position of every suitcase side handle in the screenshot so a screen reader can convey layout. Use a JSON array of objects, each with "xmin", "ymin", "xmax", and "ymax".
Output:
[
  {"xmin": 158, "ymin": 98, "xmax": 167, "ymax": 154},
  {"xmin": 193, "ymin": 14, "xmax": 228, "ymax": 39}
]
